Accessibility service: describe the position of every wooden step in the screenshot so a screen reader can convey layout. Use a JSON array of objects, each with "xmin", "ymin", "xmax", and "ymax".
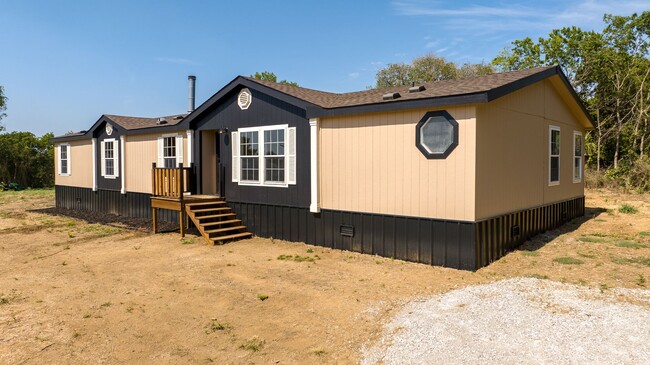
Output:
[
  {"xmin": 186, "ymin": 201, "xmax": 226, "ymax": 208},
  {"xmin": 211, "ymin": 232, "xmax": 253, "ymax": 242},
  {"xmin": 205, "ymin": 225, "xmax": 247, "ymax": 235},
  {"xmin": 192, "ymin": 207, "xmax": 232, "ymax": 214},
  {"xmin": 201, "ymin": 219, "xmax": 242, "ymax": 228},
  {"xmin": 195, "ymin": 213, "xmax": 236, "ymax": 221}
]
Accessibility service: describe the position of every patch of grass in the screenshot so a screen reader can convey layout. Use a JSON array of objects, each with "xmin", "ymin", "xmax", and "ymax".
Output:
[
  {"xmin": 589, "ymin": 232, "xmax": 610, "ymax": 237},
  {"xmin": 637, "ymin": 274, "xmax": 646, "ymax": 287},
  {"xmin": 257, "ymin": 294, "xmax": 269, "ymax": 301},
  {"xmin": 205, "ymin": 320, "xmax": 231, "ymax": 333},
  {"xmin": 306, "ymin": 248, "xmax": 314, "ymax": 253},
  {"xmin": 618, "ymin": 204, "xmax": 638, "ymax": 214},
  {"xmin": 180, "ymin": 237, "xmax": 195, "ymax": 245},
  {"xmin": 277, "ymin": 254, "xmax": 317, "ymax": 263},
  {"xmin": 100, "ymin": 302, "xmax": 112, "ymax": 308},
  {"xmin": 311, "ymin": 347, "xmax": 326, "ymax": 356},
  {"xmin": 0, "ymin": 296, "xmax": 10, "ymax": 305},
  {"xmin": 67, "ymin": 232, "xmax": 75, "ymax": 238},
  {"xmin": 553, "ymin": 257, "xmax": 584, "ymax": 265},
  {"xmin": 520, "ymin": 250, "xmax": 540, "ymax": 256},
  {"xmin": 239, "ymin": 336, "xmax": 265, "ymax": 352},
  {"xmin": 66, "ymin": 220, "xmax": 76, "ymax": 227},
  {"xmin": 577, "ymin": 279, "xmax": 588, "ymax": 286},
  {"xmin": 527, "ymin": 274, "xmax": 549, "ymax": 280},
  {"xmin": 593, "ymin": 218, "xmax": 606, "ymax": 222},
  {"xmin": 611, "ymin": 256, "xmax": 650, "ymax": 267},
  {"xmin": 615, "ymin": 241, "xmax": 649, "ymax": 249},
  {"xmin": 599, "ymin": 283, "xmax": 609, "ymax": 293},
  {"xmin": 577, "ymin": 252, "xmax": 596, "ymax": 258},
  {"xmin": 639, "ymin": 231, "xmax": 650, "ymax": 237},
  {"xmin": 579, "ymin": 237, "xmax": 608, "ymax": 243}
]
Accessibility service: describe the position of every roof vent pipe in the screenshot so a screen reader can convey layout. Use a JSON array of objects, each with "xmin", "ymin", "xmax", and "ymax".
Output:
[{"xmin": 188, "ymin": 75, "xmax": 196, "ymax": 113}]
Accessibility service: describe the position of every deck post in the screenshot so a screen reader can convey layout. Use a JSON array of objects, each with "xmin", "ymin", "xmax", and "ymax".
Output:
[
  {"xmin": 179, "ymin": 163, "xmax": 185, "ymax": 237},
  {"xmin": 152, "ymin": 207, "xmax": 157, "ymax": 233}
]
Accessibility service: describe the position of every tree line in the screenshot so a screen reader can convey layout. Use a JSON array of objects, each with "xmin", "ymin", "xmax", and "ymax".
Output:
[
  {"xmin": 374, "ymin": 12, "xmax": 650, "ymax": 191},
  {"xmin": 0, "ymin": 87, "xmax": 54, "ymax": 189}
]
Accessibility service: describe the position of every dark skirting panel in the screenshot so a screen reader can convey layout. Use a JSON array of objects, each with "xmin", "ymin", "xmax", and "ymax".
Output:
[
  {"xmin": 55, "ymin": 185, "xmax": 179, "ymax": 223},
  {"xmin": 55, "ymin": 185, "xmax": 585, "ymax": 271},
  {"xmin": 474, "ymin": 196, "xmax": 585, "ymax": 268},
  {"xmin": 228, "ymin": 201, "xmax": 477, "ymax": 270}
]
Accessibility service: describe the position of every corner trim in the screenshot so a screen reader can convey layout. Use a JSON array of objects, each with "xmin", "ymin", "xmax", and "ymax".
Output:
[
  {"xmin": 92, "ymin": 138, "xmax": 97, "ymax": 191},
  {"xmin": 120, "ymin": 135, "xmax": 126, "ymax": 194},
  {"xmin": 309, "ymin": 118, "xmax": 320, "ymax": 213}
]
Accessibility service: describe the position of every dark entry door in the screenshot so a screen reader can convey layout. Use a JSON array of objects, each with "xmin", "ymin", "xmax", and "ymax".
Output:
[{"xmin": 216, "ymin": 132, "xmax": 225, "ymax": 197}]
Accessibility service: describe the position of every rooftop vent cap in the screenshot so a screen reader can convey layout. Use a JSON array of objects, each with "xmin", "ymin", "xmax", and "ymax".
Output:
[
  {"xmin": 408, "ymin": 85, "xmax": 426, "ymax": 93},
  {"xmin": 382, "ymin": 92, "xmax": 401, "ymax": 100},
  {"xmin": 156, "ymin": 118, "xmax": 168, "ymax": 125},
  {"xmin": 173, "ymin": 115, "xmax": 184, "ymax": 120},
  {"xmin": 78, "ymin": 130, "xmax": 87, "ymax": 134}
]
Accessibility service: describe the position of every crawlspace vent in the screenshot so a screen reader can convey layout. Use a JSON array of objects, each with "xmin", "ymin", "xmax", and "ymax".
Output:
[{"xmin": 340, "ymin": 225, "xmax": 354, "ymax": 237}]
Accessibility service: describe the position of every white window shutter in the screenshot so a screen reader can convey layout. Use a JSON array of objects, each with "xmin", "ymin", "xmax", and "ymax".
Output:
[
  {"xmin": 67, "ymin": 145, "xmax": 71, "ymax": 175},
  {"xmin": 114, "ymin": 140, "xmax": 119, "ymax": 178},
  {"xmin": 287, "ymin": 127, "xmax": 297, "ymax": 185},
  {"xmin": 232, "ymin": 131, "xmax": 239, "ymax": 182},
  {"xmin": 100, "ymin": 141, "xmax": 106, "ymax": 177},
  {"xmin": 157, "ymin": 137, "xmax": 164, "ymax": 167},
  {"xmin": 56, "ymin": 145, "xmax": 61, "ymax": 175},
  {"xmin": 176, "ymin": 135, "xmax": 184, "ymax": 166}
]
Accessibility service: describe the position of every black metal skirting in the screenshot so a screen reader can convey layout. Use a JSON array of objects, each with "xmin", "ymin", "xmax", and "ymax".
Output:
[
  {"xmin": 474, "ymin": 196, "xmax": 585, "ymax": 268},
  {"xmin": 228, "ymin": 202, "xmax": 477, "ymax": 270},
  {"xmin": 55, "ymin": 185, "xmax": 585, "ymax": 270},
  {"xmin": 55, "ymin": 185, "xmax": 179, "ymax": 223}
]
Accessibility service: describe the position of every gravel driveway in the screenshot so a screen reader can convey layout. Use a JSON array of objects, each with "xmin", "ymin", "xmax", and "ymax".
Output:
[{"xmin": 362, "ymin": 278, "xmax": 650, "ymax": 365}]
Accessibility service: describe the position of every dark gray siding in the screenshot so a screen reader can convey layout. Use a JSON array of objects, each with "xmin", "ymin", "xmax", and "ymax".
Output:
[
  {"xmin": 193, "ymin": 87, "xmax": 310, "ymax": 208},
  {"xmin": 94, "ymin": 121, "xmax": 122, "ymax": 192},
  {"xmin": 55, "ymin": 185, "xmax": 178, "ymax": 223}
]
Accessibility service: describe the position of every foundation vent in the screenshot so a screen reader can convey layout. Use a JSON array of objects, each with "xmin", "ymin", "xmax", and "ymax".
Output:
[
  {"xmin": 382, "ymin": 92, "xmax": 401, "ymax": 100},
  {"xmin": 340, "ymin": 225, "xmax": 354, "ymax": 237}
]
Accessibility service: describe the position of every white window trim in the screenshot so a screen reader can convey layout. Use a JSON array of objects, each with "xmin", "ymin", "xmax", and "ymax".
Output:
[
  {"xmin": 573, "ymin": 131, "xmax": 583, "ymax": 183},
  {"xmin": 236, "ymin": 124, "xmax": 289, "ymax": 188},
  {"xmin": 549, "ymin": 125, "xmax": 560, "ymax": 186},
  {"xmin": 157, "ymin": 133, "xmax": 184, "ymax": 168},
  {"xmin": 103, "ymin": 138, "xmax": 119, "ymax": 179},
  {"xmin": 58, "ymin": 143, "xmax": 71, "ymax": 176}
]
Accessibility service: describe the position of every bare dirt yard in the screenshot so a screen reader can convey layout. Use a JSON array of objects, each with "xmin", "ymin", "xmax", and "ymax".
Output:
[{"xmin": 1, "ymin": 189, "xmax": 649, "ymax": 364}]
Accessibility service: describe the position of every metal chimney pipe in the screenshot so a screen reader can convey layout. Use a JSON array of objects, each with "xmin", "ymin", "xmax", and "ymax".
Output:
[{"xmin": 188, "ymin": 75, "xmax": 196, "ymax": 113}]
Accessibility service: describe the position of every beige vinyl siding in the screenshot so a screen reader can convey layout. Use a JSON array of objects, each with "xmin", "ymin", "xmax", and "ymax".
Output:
[
  {"xmin": 54, "ymin": 139, "xmax": 93, "ymax": 188},
  {"xmin": 124, "ymin": 132, "xmax": 189, "ymax": 194},
  {"xmin": 320, "ymin": 105, "xmax": 476, "ymax": 221},
  {"xmin": 475, "ymin": 77, "xmax": 585, "ymax": 220}
]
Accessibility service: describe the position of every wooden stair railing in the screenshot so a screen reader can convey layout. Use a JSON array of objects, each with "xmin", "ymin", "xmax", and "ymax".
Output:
[{"xmin": 185, "ymin": 199, "xmax": 252, "ymax": 244}]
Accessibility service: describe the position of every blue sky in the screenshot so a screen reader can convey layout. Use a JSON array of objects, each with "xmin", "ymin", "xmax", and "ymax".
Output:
[{"xmin": 1, "ymin": 0, "xmax": 647, "ymax": 136}]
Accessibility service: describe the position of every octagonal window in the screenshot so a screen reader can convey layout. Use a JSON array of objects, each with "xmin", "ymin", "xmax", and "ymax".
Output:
[{"xmin": 415, "ymin": 111, "xmax": 458, "ymax": 159}]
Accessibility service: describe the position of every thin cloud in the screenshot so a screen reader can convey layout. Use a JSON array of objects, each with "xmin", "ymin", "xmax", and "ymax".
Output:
[
  {"xmin": 155, "ymin": 57, "xmax": 198, "ymax": 66},
  {"xmin": 348, "ymin": 72, "xmax": 360, "ymax": 79}
]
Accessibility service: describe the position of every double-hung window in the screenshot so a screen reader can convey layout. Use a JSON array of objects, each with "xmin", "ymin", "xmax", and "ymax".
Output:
[
  {"xmin": 157, "ymin": 134, "xmax": 184, "ymax": 168},
  {"xmin": 232, "ymin": 124, "xmax": 296, "ymax": 187},
  {"xmin": 573, "ymin": 131, "xmax": 582, "ymax": 182},
  {"xmin": 58, "ymin": 144, "xmax": 70, "ymax": 176},
  {"xmin": 549, "ymin": 126, "xmax": 560, "ymax": 185},
  {"xmin": 101, "ymin": 138, "xmax": 118, "ymax": 179}
]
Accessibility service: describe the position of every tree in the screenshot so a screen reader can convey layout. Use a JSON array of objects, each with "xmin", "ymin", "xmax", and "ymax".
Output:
[
  {"xmin": 250, "ymin": 71, "xmax": 299, "ymax": 86},
  {"xmin": 0, "ymin": 85, "xmax": 7, "ymax": 131},
  {"xmin": 492, "ymin": 12, "xmax": 650, "ymax": 173},
  {"xmin": 374, "ymin": 54, "xmax": 495, "ymax": 88},
  {"xmin": 0, "ymin": 131, "xmax": 54, "ymax": 188}
]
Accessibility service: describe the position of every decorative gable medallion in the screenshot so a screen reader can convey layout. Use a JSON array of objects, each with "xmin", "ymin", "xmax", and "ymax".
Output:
[
  {"xmin": 105, "ymin": 123, "xmax": 113, "ymax": 136},
  {"xmin": 238, "ymin": 88, "xmax": 252, "ymax": 110}
]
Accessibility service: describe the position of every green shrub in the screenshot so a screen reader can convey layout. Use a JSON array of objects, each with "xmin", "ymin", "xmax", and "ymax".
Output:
[{"xmin": 618, "ymin": 204, "xmax": 638, "ymax": 214}]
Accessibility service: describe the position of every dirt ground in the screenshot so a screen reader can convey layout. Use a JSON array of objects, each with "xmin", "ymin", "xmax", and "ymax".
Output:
[{"xmin": 0, "ymin": 189, "xmax": 649, "ymax": 364}]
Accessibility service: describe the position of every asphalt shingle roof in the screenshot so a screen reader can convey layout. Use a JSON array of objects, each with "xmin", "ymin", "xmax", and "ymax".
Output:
[{"xmin": 243, "ymin": 66, "xmax": 556, "ymax": 109}]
